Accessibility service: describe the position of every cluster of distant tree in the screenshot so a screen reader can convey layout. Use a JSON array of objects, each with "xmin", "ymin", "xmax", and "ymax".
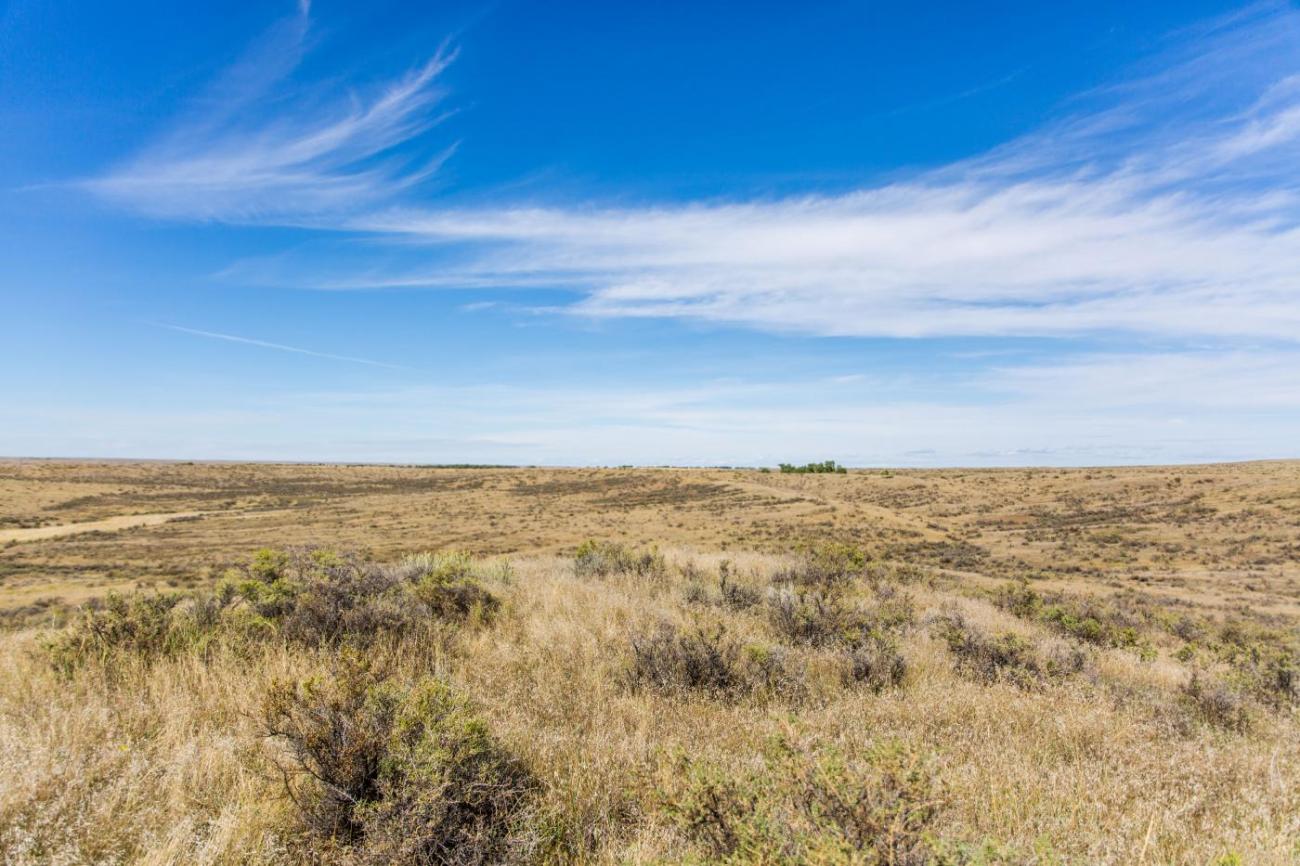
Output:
[{"xmin": 777, "ymin": 460, "xmax": 848, "ymax": 474}]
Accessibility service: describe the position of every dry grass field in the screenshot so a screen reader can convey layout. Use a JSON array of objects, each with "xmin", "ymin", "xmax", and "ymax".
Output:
[{"xmin": 1, "ymin": 459, "xmax": 1298, "ymax": 864}]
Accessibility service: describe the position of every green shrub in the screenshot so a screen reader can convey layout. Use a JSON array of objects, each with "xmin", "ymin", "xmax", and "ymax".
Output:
[
  {"xmin": 1243, "ymin": 653, "xmax": 1298, "ymax": 709},
  {"xmin": 273, "ymin": 552, "xmax": 415, "ymax": 647},
  {"xmin": 1211, "ymin": 624, "xmax": 1299, "ymax": 710},
  {"xmin": 1180, "ymin": 672, "xmax": 1252, "ymax": 733},
  {"xmin": 403, "ymin": 551, "xmax": 502, "ymax": 623},
  {"xmin": 262, "ymin": 655, "xmax": 536, "ymax": 865},
  {"xmin": 864, "ymin": 560, "xmax": 930, "ymax": 587},
  {"xmin": 625, "ymin": 623, "xmax": 811, "ymax": 702},
  {"xmin": 682, "ymin": 581, "xmax": 711, "ymax": 606},
  {"xmin": 682, "ymin": 563, "xmax": 763, "ymax": 611},
  {"xmin": 740, "ymin": 643, "xmax": 810, "ymax": 702},
  {"xmin": 663, "ymin": 736, "xmax": 941, "ymax": 864},
  {"xmin": 46, "ymin": 548, "xmax": 504, "ymax": 672},
  {"xmin": 225, "ymin": 547, "xmax": 502, "ymax": 645},
  {"xmin": 773, "ymin": 544, "xmax": 867, "ymax": 590},
  {"xmin": 844, "ymin": 634, "xmax": 908, "ymax": 693},
  {"xmin": 933, "ymin": 612, "xmax": 1082, "ymax": 689},
  {"xmin": 45, "ymin": 592, "xmax": 187, "ymax": 674},
  {"xmin": 871, "ymin": 586, "xmax": 918, "ymax": 632},
  {"xmin": 262, "ymin": 654, "xmax": 395, "ymax": 840},
  {"xmin": 717, "ymin": 572, "xmax": 762, "ymax": 611},
  {"xmin": 766, "ymin": 584, "xmax": 912, "ymax": 649},
  {"xmin": 992, "ymin": 580, "xmax": 1151, "ymax": 654},
  {"xmin": 767, "ymin": 587, "xmax": 855, "ymax": 647},
  {"xmin": 229, "ymin": 547, "xmax": 300, "ymax": 619},
  {"xmin": 627, "ymin": 622, "xmax": 743, "ymax": 696},
  {"xmin": 574, "ymin": 540, "xmax": 667, "ymax": 580}
]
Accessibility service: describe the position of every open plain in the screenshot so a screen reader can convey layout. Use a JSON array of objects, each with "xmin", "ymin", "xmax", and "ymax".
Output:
[
  {"xmin": 2, "ymin": 459, "xmax": 1299, "ymax": 864},
  {"xmin": 4, "ymin": 459, "xmax": 1299, "ymax": 622}
]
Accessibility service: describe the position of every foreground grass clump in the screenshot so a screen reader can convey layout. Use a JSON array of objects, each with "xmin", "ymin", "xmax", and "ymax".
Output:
[
  {"xmin": 263, "ymin": 654, "xmax": 536, "ymax": 865},
  {"xmin": 45, "ymin": 547, "xmax": 502, "ymax": 672}
]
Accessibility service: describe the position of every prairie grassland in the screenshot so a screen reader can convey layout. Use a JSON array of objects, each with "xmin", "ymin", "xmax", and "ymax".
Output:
[
  {"xmin": 0, "ymin": 461, "xmax": 1298, "ymax": 864},
  {"xmin": 3, "ymin": 459, "xmax": 1299, "ymax": 620}
]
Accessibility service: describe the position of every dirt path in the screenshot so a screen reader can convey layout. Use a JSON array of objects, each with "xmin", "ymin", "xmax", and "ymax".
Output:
[{"xmin": 0, "ymin": 511, "xmax": 208, "ymax": 544}]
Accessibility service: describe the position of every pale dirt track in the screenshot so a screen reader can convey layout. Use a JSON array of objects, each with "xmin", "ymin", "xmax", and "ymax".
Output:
[{"xmin": 0, "ymin": 511, "xmax": 207, "ymax": 545}]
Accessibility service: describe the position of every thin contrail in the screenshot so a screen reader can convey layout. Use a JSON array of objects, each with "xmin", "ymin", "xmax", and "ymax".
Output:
[{"xmin": 155, "ymin": 323, "xmax": 411, "ymax": 370}]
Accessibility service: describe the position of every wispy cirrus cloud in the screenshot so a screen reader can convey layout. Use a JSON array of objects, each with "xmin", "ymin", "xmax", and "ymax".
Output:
[
  {"xmin": 86, "ymin": 4, "xmax": 1300, "ymax": 345},
  {"xmin": 283, "ymin": 3, "xmax": 1298, "ymax": 344},
  {"xmin": 81, "ymin": 5, "xmax": 456, "ymax": 221}
]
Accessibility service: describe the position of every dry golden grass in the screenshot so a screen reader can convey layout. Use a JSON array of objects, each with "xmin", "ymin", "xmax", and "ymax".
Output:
[
  {"xmin": 2, "ymin": 544, "xmax": 1298, "ymax": 864},
  {"xmin": 1, "ymin": 460, "xmax": 1298, "ymax": 863}
]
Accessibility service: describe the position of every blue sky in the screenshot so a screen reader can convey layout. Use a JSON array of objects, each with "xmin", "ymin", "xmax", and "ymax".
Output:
[{"xmin": 2, "ymin": 0, "xmax": 1299, "ymax": 466}]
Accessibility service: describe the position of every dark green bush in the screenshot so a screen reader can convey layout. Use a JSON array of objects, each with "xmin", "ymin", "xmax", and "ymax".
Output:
[
  {"xmin": 717, "ymin": 572, "xmax": 762, "ymax": 611},
  {"xmin": 220, "ymin": 548, "xmax": 503, "ymax": 643},
  {"xmin": 777, "ymin": 460, "xmax": 848, "ymax": 474},
  {"xmin": 682, "ymin": 563, "xmax": 763, "ymax": 611},
  {"xmin": 1180, "ymin": 672, "xmax": 1252, "ymax": 733},
  {"xmin": 1244, "ymin": 653, "xmax": 1298, "ymax": 709},
  {"xmin": 402, "ymin": 551, "xmax": 502, "ymax": 624},
  {"xmin": 739, "ymin": 643, "xmax": 810, "ymax": 702},
  {"xmin": 1211, "ymin": 623, "xmax": 1299, "ymax": 711},
  {"xmin": 268, "ymin": 551, "xmax": 415, "ymax": 647},
  {"xmin": 772, "ymin": 544, "xmax": 867, "ymax": 590},
  {"xmin": 767, "ymin": 587, "xmax": 856, "ymax": 647},
  {"xmin": 625, "ymin": 623, "xmax": 812, "ymax": 702},
  {"xmin": 766, "ymin": 584, "xmax": 913, "ymax": 649},
  {"xmin": 845, "ymin": 634, "xmax": 908, "ymax": 693}
]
